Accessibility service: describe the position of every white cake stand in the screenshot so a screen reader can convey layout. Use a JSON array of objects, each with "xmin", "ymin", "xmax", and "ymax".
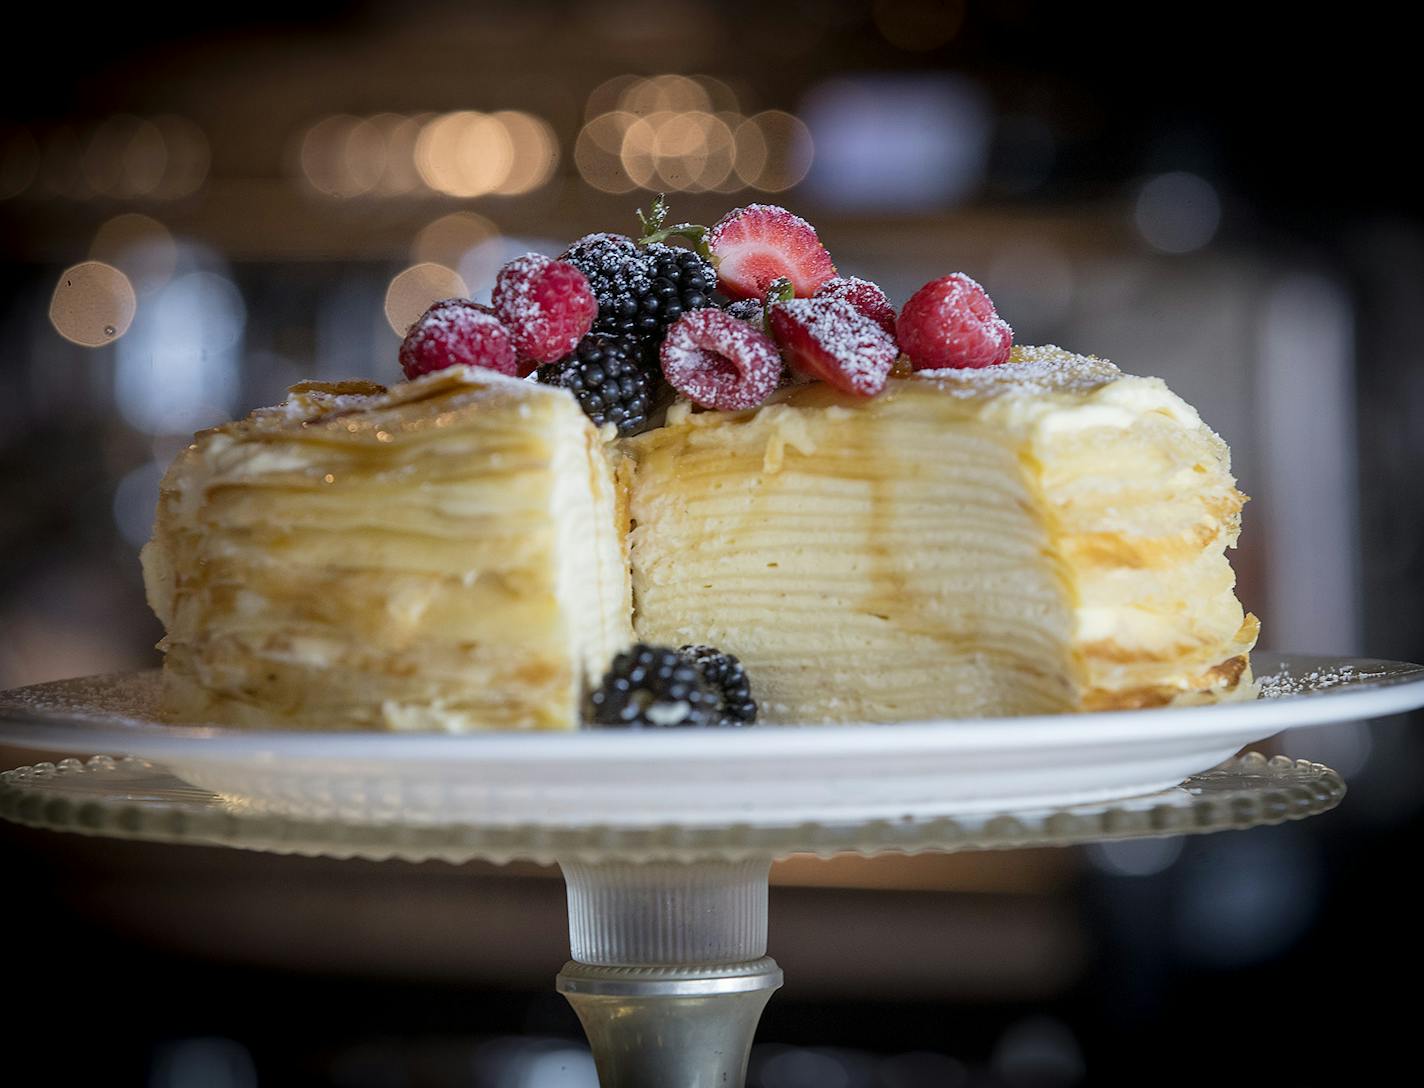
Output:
[{"xmin": 3, "ymin": 652, "xmax": 1422, "ymax": 1088}]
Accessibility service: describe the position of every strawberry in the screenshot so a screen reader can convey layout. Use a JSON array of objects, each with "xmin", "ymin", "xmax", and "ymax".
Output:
[
  {"xmin": 767, "ymin": 297, "xmax": 897, "ymax": 398},
  {"xmin": 705, "ymin": 204, "xmax": 838, "ymax": 301}
]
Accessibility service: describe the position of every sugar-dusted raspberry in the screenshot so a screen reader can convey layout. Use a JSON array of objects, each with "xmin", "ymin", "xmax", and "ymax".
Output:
[
  {"xmin": 896, "ymin": 273, "xmax": 1013, "ymax": 371},
  {"xmin": 767, "ymin": 296, "xmax": 898, "ymax": 398},
  {"xmin": 398, "ymin": 299, "xmax": 518, "ymax": 380},
  {"xmin": 660, "ymin": 309, "xmax": 782, "ymax": 411},
  {"xmin": 493, "ymin": 254, "xmax": 598, "ymax": 365},
  {"xmin": 815, "ymin": 276, "xmax": 897, "ymax": 339}
]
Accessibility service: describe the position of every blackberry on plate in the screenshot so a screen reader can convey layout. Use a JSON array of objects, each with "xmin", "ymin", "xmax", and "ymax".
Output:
[
  {"xmin": 587, "ymin": 643, "xmax": 722, "ymax": 729},
  {"xmin": 679, "ymin": 645, "xmax": 758, "ymax": 725},
  {"xmin": 540, "ymin": 335, "xmax": 651, "ymax": 436}
]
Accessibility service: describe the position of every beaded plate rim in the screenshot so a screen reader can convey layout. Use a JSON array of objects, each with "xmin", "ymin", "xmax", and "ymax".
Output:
[{"xmin": 0, "ymin": 751, "xmax": 1345, "ymax": 864}]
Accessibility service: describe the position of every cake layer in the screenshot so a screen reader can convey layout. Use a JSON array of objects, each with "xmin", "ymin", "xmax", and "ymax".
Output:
[
  {"xmin": 626, "ymin": 346, "xmax": 1257, "ymax": 722},
  {"xmin": 142, "ymin": 367, "xmax": 632, "ymax": 731}
]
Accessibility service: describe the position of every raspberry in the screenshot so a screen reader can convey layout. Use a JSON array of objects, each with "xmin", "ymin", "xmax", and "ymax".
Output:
[
  {"xmin": 896, "ymin": 274, "xmax": 1013, "ymax": 371},
  {"xmin": 492, "ymin": 254, "xmax": 598, "ymax": 365},
  {"xmin": 706, "ymin": 204, "xmax": 838, "ymax": 301},
  {"xmin": 767, "ymin": 297, "xmax": 897, "ymax": 398},
  {"xmin": 398, "ymin": 299, "xmax": 518, "ymax": 380},
  {"xmin": 815, "ymin": 276, "xmax": 898, "ymax": 339},
  {"xmin": 660, "ymin": 309, "xmax": 783, "ymax": 411}
]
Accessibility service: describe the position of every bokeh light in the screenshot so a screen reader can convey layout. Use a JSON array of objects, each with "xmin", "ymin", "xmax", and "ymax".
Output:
[
  {"xmin": 738, "ymin": 110, "xmax": 813, "ymax": 191},
  {"xmin": 82, "ymin": 115, "xmax": 168, "ymax": 198},
  {"xmin": 300, "ymin": 115, "xmax": 372, "ymax": 197},
  {"xmin": 491, "ymin": 111, "xmax": 559, "ymax": 195},
  {"xmin": 1134, "ymin": 171, "xmax": 1222, "ymax": 254},
  {"xmin": 411, "ymin": 211, "xmax": 500, "ymax": 269},
  {"xmin": 49, "ymin": 261, "xmax": 137, "ymax": 347},
  {"xmin": 414, "ymin": 111, "xmax": 515, "ymax": 197},
  {"xmin": 149, "ymin": 115, "xmax": 211, "ymax": 198},
  {"xmin": 575, "ymin": 74, "xmax": 809, "ymax": 194},
  {"xmin": 90, "ymin": 214, "xmax": 178, "ymax": 296},
  {"xmin": 384, "ymin": 263, "xmax": 469, "ymax": 336},
  {"xmin": 116, "ymin": 270, "xmax": 245, "ymax": 434},
  {"xmin": 576, "ymin": 111, "xmax": 640, "ymax": 193}
]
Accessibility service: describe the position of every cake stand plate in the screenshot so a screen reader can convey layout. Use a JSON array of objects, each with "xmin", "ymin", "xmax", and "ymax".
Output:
[
  {"xmin": 0, "ymin": 653, "xmax": 1419, "ymax": 828},
  {"xmin": 0, "ymin": 751, "xmax": 1352, "ymax": 1088},
  {"xmin": 4, "ymin": 653, "xmax": 1419, "ymax": 1088}
]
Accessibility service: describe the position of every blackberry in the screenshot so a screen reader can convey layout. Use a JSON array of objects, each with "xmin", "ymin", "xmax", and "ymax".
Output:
[
  {"xmin": 587, "ymin": 643, "xmax": 722, "ymax": 729},
  {"xmin": 561, "ymin": 210, "xmax": 718, "ymax": 370},
  {"xmin": 679, "ymin": 645, "xmax": 758, "ymax": 725},
  {"xmin": 561, "ymin": 233, "xmax": 655, "ymax": 347},
  {"xmin": 540, "ymin": 335, "xmax": 651, "ymax": 436}
]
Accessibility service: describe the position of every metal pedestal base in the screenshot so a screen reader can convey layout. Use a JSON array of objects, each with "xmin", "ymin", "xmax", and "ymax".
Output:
[{"xmin": 558, "ymin": 958, "xmax": 783, "ymax": 1088}]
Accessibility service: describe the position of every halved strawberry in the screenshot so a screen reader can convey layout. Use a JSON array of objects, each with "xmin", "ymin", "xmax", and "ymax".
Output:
[
  {"xmin": 706, "ymin": 204, "xmax": 838, "ymax": 301},
  {"xmin": 768, "ymin": 297, "xmax": 897, "ymax": 398}
]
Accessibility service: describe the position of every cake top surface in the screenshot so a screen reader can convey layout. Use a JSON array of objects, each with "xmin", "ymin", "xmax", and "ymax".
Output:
[
  {"xmin": 193, "ymin": 366, "xmax": 578, "ymax": 450},
  {"xmin": 912, "ymin": 344, "xmax": 1123, "ymax": 398}
]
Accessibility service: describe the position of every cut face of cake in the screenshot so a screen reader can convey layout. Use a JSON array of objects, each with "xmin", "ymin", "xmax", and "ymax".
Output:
[
  {"xmin": 141, "ymin": 367, "xmax": 632, "ymax": 731},
  {"xmin": 625, "ymin": 346, "xmax": 1258, "ymax": 722}
]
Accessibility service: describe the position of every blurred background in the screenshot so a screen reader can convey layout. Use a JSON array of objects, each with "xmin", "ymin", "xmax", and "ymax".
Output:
[{"xmin": 3, "ymin": 1, "xmax": 1421, "ymax": 1084}]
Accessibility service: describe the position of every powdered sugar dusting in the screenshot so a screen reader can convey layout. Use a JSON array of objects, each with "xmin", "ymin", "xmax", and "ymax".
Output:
[
  {"xmin": 815, "ymin": 276, "xmax": 898, "ymax": 337},
  {"xmin": 897, "ymin": 273, "xmax": 1012, "ymax": 370},
  {"xmin": 915, "ymin": 344, "xmax": 1122, "ymax": 398},
  {"xmin": 493, "ymin": 253, "xmax": 596, "ymax": 364},
  {"xmin": 661, "ymin": 309, "xmax": 781, "ymax": 410},
  {"xmin": 399, "ymin": 300, "xmax": 517, "ymax": 379},
  {"xmin": 771, "ymin": 297, "xmax": 897, "ymax": 397},
  {"xmin": 1258, "ymin": 664, "xmax": 1388, "ymax": 698}
]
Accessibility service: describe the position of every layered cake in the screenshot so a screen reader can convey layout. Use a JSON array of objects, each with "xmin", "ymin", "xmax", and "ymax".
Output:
[
  {"xmin": 141, "ymin": 199, "xmax": 1257, "ymax": 730},
  {"xmin": 627, "ymin": 348, "xmax": 1256, "ymax": 722},
  {"xmin": 141, "ymin": 368, "xmax": 632, "ymax": 731}
]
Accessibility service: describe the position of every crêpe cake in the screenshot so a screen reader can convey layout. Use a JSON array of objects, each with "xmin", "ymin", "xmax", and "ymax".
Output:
[
  {"xmin": 141, "ymin": 366, "xmax": 632, "ymax": 731},
  {"xmin": 625, "ymin": 346, "xmax": 1258, "ymax": 722}
]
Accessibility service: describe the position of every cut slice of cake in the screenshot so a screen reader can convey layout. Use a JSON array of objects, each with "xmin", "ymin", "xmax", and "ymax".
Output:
[
  {"xmin": 141, "ymin": 366, "xmax": 632, "ymax": 731},
  {"xmin": 625, "ymin": 346, "xmax": 1258, "ymax": 723}
]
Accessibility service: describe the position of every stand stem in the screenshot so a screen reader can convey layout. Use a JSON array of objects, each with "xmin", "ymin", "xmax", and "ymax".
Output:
[{"xmin": 556, "ymin": 856, "xmax": 781, "ymax": 1088}]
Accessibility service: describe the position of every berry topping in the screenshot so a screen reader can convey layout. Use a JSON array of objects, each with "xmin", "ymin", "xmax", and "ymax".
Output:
[
  {"xmin": 896, "ymin": 273, "xmax": 1013, "ymax": 371},
  {"xmin": 587, "ymin": 643, "xmax": 722, "ymax": 729},
  {"xmin": 815, "ymin": 276, "xmax": 898, "ymax": 339},
  {"xmin": 398, "ymin": 299, "xmax": 518, "ymax": 380},
  {"xmin": 492, "ymin": 254, "xmax": 598, "ymax": 365},
  {"xmin": 660, "ymin": 309, "xmax": 783, "ymax": 411},
  {"xmin": 562, "ymin": 207, "xmax": 717, "ymax": 371},
  {"xmin": 679, "ymin": 645, "xmax": 757, "ymax": 725},
  {"xmin": 724, "ymin": 298, "xmax": 765, "ymax": 325},
  {"xmin": 539, "ymin": 335, "xmax": 651, "ymax": 436},
  {"xmin": 767, "ymin": 297, "xmax": 898, "ymax": 398},
  {"xmin": 706, "ymin": 204, "xmax": 838, "ymax": 301}
]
